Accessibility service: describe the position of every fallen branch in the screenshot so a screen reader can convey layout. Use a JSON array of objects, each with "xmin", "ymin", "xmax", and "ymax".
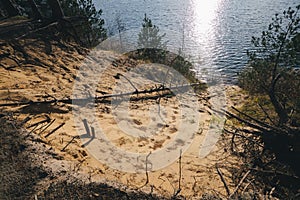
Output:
[
  {"xmin": 16, "ymin": 21, "xmax": 59, "ymax": 40},
  {"xmin": 0, "ymin": 83, "xmax": 200, "ymax": 107},
  {"xmin": 27, "ymin": 116, "xmax": 51, "ymax": 128},
  {"xmin": 224, "ymin": 109, "xmax": 269, "ymax": 133},
  {"xmin": 224, "ymin": 128, "xmax": 264, "ymax": 148},
  {"xmin": 61, "ymin": 136, "xmax": 79, "ymax": 152},
  {"xmin": 45, "ymin": 122, "xmax": 65, "ymax": 138},
  {"xmin": 20, "ymin": 115, "xmax": 32, "ymax": 126},
  {"xmin": 229, "ymin": 170, "xmax": 251, "ymax": 198},
  {"xmin": 216, "ymin": 163, "xmax": 231, "ymax": 196},
  {"xmin": 241, "ymin": 179, "xmax": 254, "ymax": 195},
  {"xmin": 231, "ymin": 106, "xmax": 286, "ymax": 134},
  {"xmin": 0, "ymin": 19, "xmax": 33, "ymax": 38},
  {"xmin": 38, "ymin": 119, "xmax": 55, "ymax": 135}
]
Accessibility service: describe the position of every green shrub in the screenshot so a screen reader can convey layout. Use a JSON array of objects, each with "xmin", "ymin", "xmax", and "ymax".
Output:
[{"xmin": 239, "ymin": 4, "xmax": 300, "ymax": 125}]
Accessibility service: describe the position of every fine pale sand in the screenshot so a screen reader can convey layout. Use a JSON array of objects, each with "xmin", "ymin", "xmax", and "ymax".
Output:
[{"xmin": 0, "ymin": 39, "xmax": 245, "ymax": 198}]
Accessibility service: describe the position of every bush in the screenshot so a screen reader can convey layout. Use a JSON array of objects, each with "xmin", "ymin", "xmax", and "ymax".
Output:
[
  {"xmin": 234, "ymin": 5, "xmax": 300, "ymax": 194},
  {"xmin": 239, "ymin": 4, "xmax": 300, "ymax": 125}
]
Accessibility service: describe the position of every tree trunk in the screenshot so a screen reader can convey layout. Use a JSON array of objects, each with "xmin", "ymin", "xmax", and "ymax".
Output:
[
  {"xmin": 47, "ymin": 0, "xmax": 64, "ymax": 20},
  {"xmin": 28, "ymin": 0, "xmax": 43, "ymax": 19},
  {"xmin": 269, "ymin": 88, "xmax": 289, "ymax": 125},
  {"xmin": 1, "ymin": 0, "xmax": 20, "ymax": 17}
]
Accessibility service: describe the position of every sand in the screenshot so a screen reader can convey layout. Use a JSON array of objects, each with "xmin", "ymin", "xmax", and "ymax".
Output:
[{"xmin": 0, "ymin": 38, "xmax": 245, "ymax": 198}]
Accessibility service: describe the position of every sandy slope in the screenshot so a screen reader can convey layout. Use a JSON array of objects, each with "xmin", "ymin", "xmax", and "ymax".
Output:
[{"xmin": 0, "ymin": 38, "xmax": 244, "ymax": 198}]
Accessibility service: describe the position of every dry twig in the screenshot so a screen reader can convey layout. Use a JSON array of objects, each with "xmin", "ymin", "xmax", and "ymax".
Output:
[
  {"xmin": 216, "ymin": 163, "xmax": 230, "ymax": 196},
  {"xmin": 139, "ymin": 151, "xmax": 151, "ymax": 189},
  {"xmin": 172, "ymin": 149, "xmax": 182, "ymax": 198},
  {"xmin": 45, "ymin": 122, "xmax": 65, "ymax": 138},
  {"xmin": 229, "ymin": 170, "xmax": 251, "ymax": 198},
  {"xmin": 61, "ymin": 136, "xmax": 79, "ymax": 152}
]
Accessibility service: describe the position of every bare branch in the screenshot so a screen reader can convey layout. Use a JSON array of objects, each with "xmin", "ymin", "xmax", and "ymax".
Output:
[
  {"xmin": 45, "ymin": 122, "xmax": 65, "ymax": 138},
  {"xmin": 173, "ymin": 149, "xmax": 182, "ymax": 197},
  {"xmin": 229, "ymin": 170, "xmax": 251, "ymax": 198},
  {"xmin": 216, "ymin": 163, "xmax": 231, "ymax": 197},
  {"xmin": 61, "ymin": 136, "xmax": 79, "ymax": 152}
]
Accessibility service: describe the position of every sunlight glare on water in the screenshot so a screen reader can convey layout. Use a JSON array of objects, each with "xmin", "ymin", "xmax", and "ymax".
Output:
[
  {"xmin": 183, "ymin": 0, "xmax": 224, "ymax": 78},
  {"xmin": 191, "ymin": 0, "xmax": 220, "ymax": 34},
  {"xmin": 96, "ymin": 0, "xmax": 299, "ymax": 81}
]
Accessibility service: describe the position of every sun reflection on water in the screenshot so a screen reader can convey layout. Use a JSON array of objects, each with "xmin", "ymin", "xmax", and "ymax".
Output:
[
  {"xmin": 184, "ymin": 0, "xmax": 224, "ymax": 73},
  {"xmin": 191, "ymin": 0, "xmax": 221, "ymax": 35}
]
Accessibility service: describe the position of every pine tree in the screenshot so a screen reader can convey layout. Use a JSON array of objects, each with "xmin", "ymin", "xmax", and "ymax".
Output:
[
  {"xmin": 60, "ymin": 0, "xmax": 106, "ymax": 47},
  {"xmin": 138, "ymin": 14, "xmax": 166, "ymax": 50},
  {"xmin": 240, "ymin": 5, "xmax": 300, "ymax": 125}
]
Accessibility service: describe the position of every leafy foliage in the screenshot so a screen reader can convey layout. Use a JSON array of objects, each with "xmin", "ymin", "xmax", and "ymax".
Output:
[
  {"xmin": 14, "ymin": 0, "xmax": 52, "ymax": 18},
  {"xmin": 248, "ymin": 6, "xmax": 300, "ymax": 66}
]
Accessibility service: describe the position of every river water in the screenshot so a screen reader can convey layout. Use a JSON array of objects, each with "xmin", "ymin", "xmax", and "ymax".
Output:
[{"xmin": 95, "ymin": 0, "xmax": 299, "ymax": 82}]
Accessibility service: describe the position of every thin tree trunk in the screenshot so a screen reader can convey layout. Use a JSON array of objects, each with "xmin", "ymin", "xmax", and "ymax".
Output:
[
  {"xmin": 1, "ymin": 0, "xmax": 20, "ymax": 17},
  {"xmin": 47, "ymin": 0, "xmax": 64, "ymax": 20},
  {"xmin": 28, "ymin": 0, "xmax": 43, "ymax": 19},
  {"xmin": 269, "ymin": 87, "xmax": 289, "ymax": 125},
  {"xmin": 268, "ymin": 19, "xmax": 294, "ymax": 125}
]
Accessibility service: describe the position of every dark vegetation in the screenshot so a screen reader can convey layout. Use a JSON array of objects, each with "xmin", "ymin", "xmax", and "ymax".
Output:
[
  {"xmin": 225, "ymin": 4, "xmax": 300, "ymax": 199},
  {"xmin": 0, "ymin": 0, "xmax": 106, "ymax": 47}
]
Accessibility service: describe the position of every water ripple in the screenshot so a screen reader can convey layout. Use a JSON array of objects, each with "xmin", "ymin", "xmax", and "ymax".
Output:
[{"xmin": 96, "ymin": 0, "xmax": 299, "ymax": 81}]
